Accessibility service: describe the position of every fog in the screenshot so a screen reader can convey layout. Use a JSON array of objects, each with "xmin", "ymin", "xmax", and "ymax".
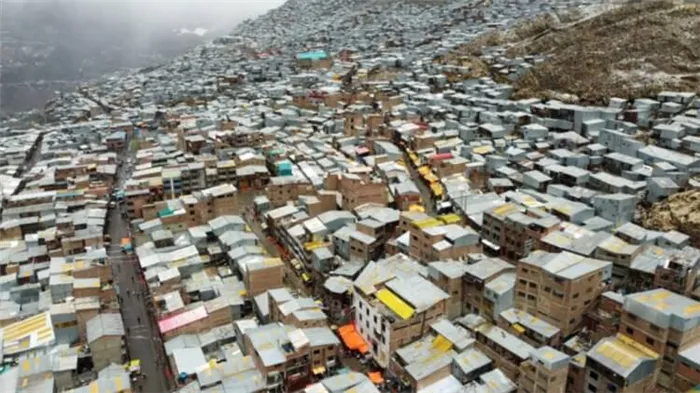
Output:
[
  {"xmin": 1, "ymin": 0, "xmax": 285, "ymax": 112},
  {"xmin": 2, "ymin": 0, "xmax": 286, "ymax": 44}
]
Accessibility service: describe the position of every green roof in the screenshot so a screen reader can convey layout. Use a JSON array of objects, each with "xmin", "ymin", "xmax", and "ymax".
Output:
[{"xmin": 297, "ymin": 50, "xmax": 328, "ymax": 60}]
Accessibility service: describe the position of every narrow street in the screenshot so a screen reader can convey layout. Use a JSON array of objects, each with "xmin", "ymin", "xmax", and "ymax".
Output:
[
  {"xmin": 238, "ymin": 191, "xmax": 310, "ymax": 297},
  {"xmin": 403, "ymin": 152, "xmax": 437, "ymax": 216},
  {"xmin": 108, "ymin": 151, "xmax": 170, "ymax": 392}
]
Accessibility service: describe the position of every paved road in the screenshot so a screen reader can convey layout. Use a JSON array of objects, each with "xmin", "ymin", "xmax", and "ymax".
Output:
[{"xmin": 109, "ymin": 154, "xmax": 171, "ymax": 392}]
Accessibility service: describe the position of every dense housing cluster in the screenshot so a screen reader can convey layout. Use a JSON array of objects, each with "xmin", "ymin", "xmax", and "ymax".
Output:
[{"xmin": 2, "ymin": 1, "xmax": 700, "ymax": 393}]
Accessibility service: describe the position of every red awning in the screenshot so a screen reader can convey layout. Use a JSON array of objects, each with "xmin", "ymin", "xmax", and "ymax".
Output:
[{"xmin": 430, "ymin": 152, "xmax": 453, "ymax": 161}]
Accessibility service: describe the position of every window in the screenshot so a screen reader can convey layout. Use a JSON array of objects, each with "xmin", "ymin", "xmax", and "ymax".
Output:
[
  {"xmin": 518, "ymin": 292, "xmax": 526, "ymax": 298},
  {"xmin": 649, "ymin": 324, "xmax": 660, "ymax": 332},
  {"xmin": 313, "ymin": 349, "xmax": 321, "ymax": 354},
  {"xmin": 646, "ymin": 337, "xmax": 655, "ymax": 346},
  {"xmin": 573, "ymin": 293, "xmax": 580, "ymax": 299},
  {"xmin": 529, "ymin": 282, "xmax": 537, "ymax": 289},
  {"xmin": 589, "ymin": 371, "xmax": 598, "ymax": 381},
  {"xmin": 587, "ymin": 384, "xmax": 598, "ymax": 393},
  {"xmin": 519, "ymin": 279, "xmax": 527, "ymax": 285},
  {"xmin": 544, "ymin": 287, "xmax": 552, "ymax": 293},
  {"xmin": 625, "ymin": 327, "xmax": 634, "ymax": 335}
]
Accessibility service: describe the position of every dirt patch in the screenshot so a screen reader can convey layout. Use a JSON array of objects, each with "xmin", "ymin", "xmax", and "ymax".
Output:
[
  {"xmin": 639, "ymin": 189, "xmax": 700, "ymax": 247},
  {"xmin": 451, "ymin": 0, "xmax": 700, "ymax": 104}
]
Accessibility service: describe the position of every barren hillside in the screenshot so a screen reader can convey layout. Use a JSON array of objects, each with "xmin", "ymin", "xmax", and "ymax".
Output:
[
  {"xmin": 454, "ymin": 0, "xmax": 700, "ymax": 103},
  {"xmin": 640, "ymin": 190, "xmax": 700, "ymax": 248}
]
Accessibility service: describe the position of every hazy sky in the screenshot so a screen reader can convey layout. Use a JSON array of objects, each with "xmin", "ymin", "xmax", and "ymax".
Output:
[{"xmin": 2, "ymin": 0, "xmax": 287, "ymax": 34}]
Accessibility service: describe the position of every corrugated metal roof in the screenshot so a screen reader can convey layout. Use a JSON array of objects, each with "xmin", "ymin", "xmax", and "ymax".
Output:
[
  {"xmin": 159, "ymin": 305, "xmax": 208, "ymax": 334},
  {"xmin": 86, "ymin": 313, "xmax": 124, "ymax": 344},
  {"xmin": 376, "ymin": 289, "xmax": 415, "ymax": 320},
  {"xmin": 2, "ymin": 311, "xmax": 55, "ymax": 355}
]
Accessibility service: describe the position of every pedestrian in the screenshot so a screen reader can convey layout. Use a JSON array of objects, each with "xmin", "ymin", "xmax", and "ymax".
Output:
[
  {"xmin": 137, "ymin": 316, "xmax": 141, "ymax": 324},
  {"xmin": 126, "ymin": 289, "xmax": 131, "ymax": 297},
  {"xmin": 131, "ymin": 276, "xmax": 134, "ymax": 283}
]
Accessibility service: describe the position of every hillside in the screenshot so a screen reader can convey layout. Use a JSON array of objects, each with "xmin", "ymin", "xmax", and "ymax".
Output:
[
  {"xmin": 451, "ymin": 0, "xmax": 700, "ymax": 103},
  {"xmin": 640, "ymin": 190, "xmax": 700, "ymax": 248}
]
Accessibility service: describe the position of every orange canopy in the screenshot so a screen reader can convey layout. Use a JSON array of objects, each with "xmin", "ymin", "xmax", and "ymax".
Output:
[
  {"xmin": 338, "ymin": 324, "xmax": 369, "ymax": 354},
  {"xmin": 368, "ymin": 372, "xmax": 384, "ymax": 384}
]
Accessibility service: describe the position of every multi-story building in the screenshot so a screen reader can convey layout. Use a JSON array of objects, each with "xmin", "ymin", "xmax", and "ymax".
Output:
[
  {"xmin": 463, "ymin": 258, "xmax": 515, "ymax": 321},
  {"xmin": 243, "ymin": 323, "xmax": 341, "ymax": 391},
  {"xmin": 140, "ymin": 183, "xmax": 238, "ymax": 227},
  {"xmin": 584, "ymin": 291, "xmax": 624, "ymax": 343},
  {"xmin": 428, "ymin": 261, "xmax": 467, "ymax": 319},
  {"xmin": 584, "ymin": 334, "xmax": 658, "ymax": 393},
  {"xmin": 407, "ymin": 217, "xmax": 481, "ymax": 263},
  {"xmin": 498, "ymin": 308, "xmax": 562, "ymax": 348},
  {"xmin": 518, "ymin": 346, "xmax": 569, "ymax": 393},
  {"xmin": 352, "ymin": 258, "xmax": 448, "ymax": 368},
  {"xmin": 676, "ymin": 341, "xmax": 700, "ymax": 392},
  {"xmin": 619, "ymin": 289, "xmax": 700, "ymax": 389},
  {"xmin": 474, "ymin": 323, "xmax": 535, "ymax": 381},
  {"xmin": 515, "ymin": 251, "xmax": 612, "ymax": 337},
  {"xmin": 342, "ymin": 176, "xmax": 388, "ymax": 211},
  {"xmin": 266, "ymin": 176, "xmax": 316, "ymax": 207},
  {"xmin": 652, "ymin": 246, "xmax": 700, "ymax": 297},
  {"xmin": 482, "ymin": 203, "xmax": 560, "ymax": 261}
]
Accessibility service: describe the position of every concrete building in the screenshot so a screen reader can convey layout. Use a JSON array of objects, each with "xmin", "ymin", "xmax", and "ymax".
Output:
[
  {"xmin": 482, "ymin": 203, "xmax": 560, "ymax": 261},
  {"xmin": 515, "ymin": 251, "xmax": 612, "ymax": 337},
  {"xmin": 86, "ymin": 313, "xmax": 125, "ymax": 372},
  {"xmin": 585, "ymin": 334, "xmax": 659, "ymax": 393},
  {"xmin": 619, "ymin": 289, "xmax": 700, "ymax": 390},
  {"xmin": 463, "ymin": 258, "xmax": 515, "ymax": 321},
  {"xmin": 352, "ymin": 263, "xmax": 448, "ymax": 368},
  {"xmin": 518, "ymin": 346, "xmax": 569, "ymax": 393}
]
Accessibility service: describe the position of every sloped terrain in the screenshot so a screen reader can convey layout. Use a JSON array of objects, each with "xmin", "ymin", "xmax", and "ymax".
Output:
[
  {"xmin": 640, "ymin": 190, "xmax": 700, "ymax": 247},
  {"xmin": 455, "ymin": 0, "xmax": 700, "ymax": 103}
]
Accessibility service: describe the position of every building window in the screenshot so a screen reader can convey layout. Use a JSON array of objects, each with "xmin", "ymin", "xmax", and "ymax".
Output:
[
  {"xmin": 589, "ymin": 371, "xmax": 598, "ymax": 381},
  {"xmin": 587, "ymin": 384, "xmax": 598, "ymax": 393},
  {"xmin": 646, "ymin": 337, "xmax": 655, "ymax": 346},
  {"xmin": 625, "ymin": 327, "xmax": 634, "ymax": 335},
  {"xmin": 573, "ymin": 293, "xmax": 579, "ymax": 299}
]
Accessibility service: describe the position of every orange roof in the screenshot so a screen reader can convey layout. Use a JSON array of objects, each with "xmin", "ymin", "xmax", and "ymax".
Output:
[{"xmin": 338, "ymin": 323, "xmax": 369, "ymax": 353}]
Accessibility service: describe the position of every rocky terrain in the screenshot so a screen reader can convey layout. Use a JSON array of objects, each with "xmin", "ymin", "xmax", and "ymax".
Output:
[
  {"xmin": 451, "ymin": 0, "xmax": 700, "ymax": 104},
  {"xmin": 640, "ymin": 189, "xmax": 700, "ymax": 248}
]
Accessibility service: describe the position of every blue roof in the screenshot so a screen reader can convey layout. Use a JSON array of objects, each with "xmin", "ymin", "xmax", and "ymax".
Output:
[
  {"xmin": 276, "ymin": 161, "xmax": 292, "ymax": 170},
  {"xmin": 297, "ymin": 50, "xmax": 328, "ymax": 60}
]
